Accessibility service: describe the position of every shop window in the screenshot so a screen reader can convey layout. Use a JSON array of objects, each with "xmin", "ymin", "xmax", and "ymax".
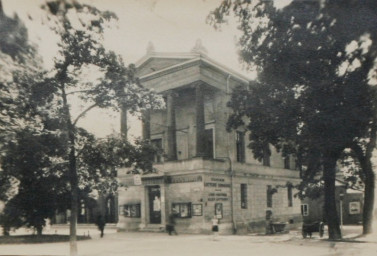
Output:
[
  {"xmin": 123, "ymin": 204, "xmax": 141, "ymax": 218},
  {"xmin": 288, "ymin": 186, "xmax": 293, "ymax": 207},
  {"xmin": 172, "ymin": 203, "xmax": 192, "ymax": 218},
  {"xmin": 301, "ymin": 204, "xmax": 309, "ymax": 216},
  {"xmin": 241, "ymin": 184, "xmax": 248, "ymax": 209},
  {"xmin": 236, "ymin": 131, "xmax": 245, "ymax": 163},
  {"xmin": 151, "ymin": 138, "xmax": 163, "ymax": 163}
]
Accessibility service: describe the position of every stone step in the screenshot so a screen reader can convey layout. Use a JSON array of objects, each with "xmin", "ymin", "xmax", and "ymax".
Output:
[{"xmin": 140, "ymin": 225, "xmax": 165, "ymax": 232}]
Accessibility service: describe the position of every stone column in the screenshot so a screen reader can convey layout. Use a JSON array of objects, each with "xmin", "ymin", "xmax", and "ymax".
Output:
[
  {"xmin": 195, "ymin": 83, "xmax": 206, "ymax": 157},
  {"xmin": 142, "ymin": 110, "xmax": 151, "ymax": 140},
  {"xmin": 166, "ymin": 91, "xmax": 177, "ymax": 161},
  {"xmin": 120, "ymin": 105, "xmax": 128, "ymax": 140},
  {"xmin": 139, "ymin": 187, "xmax": 147, "ymax": 229}
]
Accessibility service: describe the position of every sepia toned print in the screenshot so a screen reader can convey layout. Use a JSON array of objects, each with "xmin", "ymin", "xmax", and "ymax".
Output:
[{"xmin": 1, "ymin": 0, "xmax": 377, "ymax": 256}]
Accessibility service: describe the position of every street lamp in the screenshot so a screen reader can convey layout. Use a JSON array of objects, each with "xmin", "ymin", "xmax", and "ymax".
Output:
[{"xmin": 339, "ymin": 192, "xmax": 344, "ymax": 237}]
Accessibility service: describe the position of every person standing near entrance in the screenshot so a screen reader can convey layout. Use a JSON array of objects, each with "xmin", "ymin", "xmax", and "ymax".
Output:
[{"xmin": 211, "ymin": 215, "xmax": 219, "ymax": 240}]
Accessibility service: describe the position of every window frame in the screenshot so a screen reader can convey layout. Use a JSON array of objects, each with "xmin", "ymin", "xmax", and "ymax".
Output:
[
  {"xmin": 267, "ymin": 185, "xmax": 273, "ymax": 208},
  {"xmin": 171, "ymin": 202, "xmax": 192, "ymax": 218},
  {"xmin": 241, "ymin": 183, "xmax": 248, "ymax": 209},
  {"xmin": 287, "ymin": 186, "xmax": 293, "ymax": 207},
  {"xmin": 301, "ymin": 204, "xmax": 309, "ymax": 216},
  {"xmin": 236, "ymin": 131, "xmax": 246, "ymax": 163},
  {"xmin": 122, "ymin": 204, "xmax": 141, "ymax": 218},
  {"xmin": 151, "ymin": 138, "xmax": 163, "ymax": 163}
]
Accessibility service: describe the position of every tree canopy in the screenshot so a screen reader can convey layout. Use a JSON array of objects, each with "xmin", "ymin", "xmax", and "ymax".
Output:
[{"xmin": 209, "ymin": 0, "xmax": 377, "ymax": 239}]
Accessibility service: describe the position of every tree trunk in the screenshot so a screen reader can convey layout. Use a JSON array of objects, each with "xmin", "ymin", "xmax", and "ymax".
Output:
[
  {"xmin": 323, "ymin": 154, "xmax": 342, "ymax": 240},
  {"xmin": 36, "ymin": 226, "xmax": 43, "ymax": 236},
  {"xmin": 69, "ymin": 143, "xmax": 78, "ymax": 256},
  {"xmin": 362, "ymin": 160, "xmax": 375, "ymax": 235},
  {"xmin": 61, "ymin": 84, "xmax": 78, "ymax": 256}
]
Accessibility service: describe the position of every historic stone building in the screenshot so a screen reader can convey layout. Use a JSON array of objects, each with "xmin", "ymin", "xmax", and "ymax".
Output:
[{"xmin": 117, "ymin": 43, "xmax": 302, "ymax": 234}]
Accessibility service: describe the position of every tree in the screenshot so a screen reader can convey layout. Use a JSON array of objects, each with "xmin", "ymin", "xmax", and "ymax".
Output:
[
  {"xmin": 209, "ymin": 0, "xmax": 376, "ymax": 239},
  {"xmin": 0, "ymin": 0, "xmax": 46, "ymax": 226},
  {"xmin": 38, "ymin": 1, "xmax": 161, "ymax": 255}
]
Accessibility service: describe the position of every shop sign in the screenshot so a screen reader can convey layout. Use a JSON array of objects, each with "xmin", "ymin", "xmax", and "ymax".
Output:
[
  {"xmin": 167, "ymin": 175, "xmax": 202, "ymax": 184},
  {"xmin": 349, "ymin": 201, "xmax": 361, "ymax": 215},
  {"xmin": 133, "ymin": 174, "xmax": 142, "ymax": 185},
  {"xmin": 205, "ymin": 176, "xmax": 230, "ymax": 202}
]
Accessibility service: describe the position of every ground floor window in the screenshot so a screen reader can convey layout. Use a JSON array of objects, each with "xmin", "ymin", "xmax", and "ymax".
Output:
[
  {"xmin": 241, "ymin": 184, "xmax": 247, "ymax": 209},
  {"xmin": 122, "ymin": 204, "xmax": 141, "ymax": 218},
  {"xmin": 301, "ymin": 204, "xmax": 309, "ymax": 216},
  {"xmin": 172, "ymin": 203, "xmax": 192, "ymax": 218}
]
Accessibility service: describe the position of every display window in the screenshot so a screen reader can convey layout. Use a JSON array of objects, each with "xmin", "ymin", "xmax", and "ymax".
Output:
[{"xmin": 172, "ymin": 203, "xmax": 192, "ymax": 218}]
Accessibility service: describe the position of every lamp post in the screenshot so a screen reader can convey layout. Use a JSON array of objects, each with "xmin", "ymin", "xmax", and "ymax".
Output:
[{"xmin": 339, "ymin": 192, "xmax": 344, "ymax": 237}]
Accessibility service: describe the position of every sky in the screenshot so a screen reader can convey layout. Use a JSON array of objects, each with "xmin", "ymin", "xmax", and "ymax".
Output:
[{"xmin": 2, "ymin": 0, "xmax": 291, "ymax": 138}]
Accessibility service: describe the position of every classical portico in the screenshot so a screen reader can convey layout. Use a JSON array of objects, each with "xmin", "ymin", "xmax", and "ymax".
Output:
[{"xmin": 117, "ymin": 43, "xmax": 302, "ymax": 234}]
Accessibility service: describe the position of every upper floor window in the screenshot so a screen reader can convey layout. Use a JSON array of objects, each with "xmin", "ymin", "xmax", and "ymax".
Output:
[
  {"xmin": 284, "ymin": 156, "xmax": 290, "ymax": 169},
  {"xmin": 204, "ymin": 128, "xmax": 214, "ymax": 159},
  {"xmin": 236, "ymin": 131, "xmax": 245, "ymax": 163},
  {"xmin": 263, "ymin": 143, "xmax": 270, "ymax": 166},
  {"xmin": 151, "ymin": 138, "xmax": 163, "ymax": 163}
]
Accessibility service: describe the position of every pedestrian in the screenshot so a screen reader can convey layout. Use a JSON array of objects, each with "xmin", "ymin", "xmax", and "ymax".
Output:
[
  {"xmin": 166, "ymin": 211, "xmax": 178, "ymax": 235},
  {"xmin": 265, "ymin": 210, "xmax": 275, "ymax": 235},
  {"xmin": 95, "ymin": 214, "xmax": 106, "ymax": 238},
  {"xmin": 211, "ymin": 215, "xmax": 219, "ymax": 240}
]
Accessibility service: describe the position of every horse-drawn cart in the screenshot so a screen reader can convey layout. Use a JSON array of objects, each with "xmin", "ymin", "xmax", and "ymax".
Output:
[{"xmin": 302, "ymin": 221, "xmax": 325, "ymax": 238}]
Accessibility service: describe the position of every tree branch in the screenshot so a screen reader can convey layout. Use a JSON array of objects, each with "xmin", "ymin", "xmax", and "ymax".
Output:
[
  {"xmin": 73, "ymin": 103, "xmax": 99, "ymax": 126},
  {"xmin": 66, "ymin": 89, "xmax": 100, "ymax": 96}
]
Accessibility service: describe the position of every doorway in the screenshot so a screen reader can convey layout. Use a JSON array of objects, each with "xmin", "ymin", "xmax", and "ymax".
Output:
[{"xmin": 148, "ymin": 186, "xmax": 161, "ymax": 224}]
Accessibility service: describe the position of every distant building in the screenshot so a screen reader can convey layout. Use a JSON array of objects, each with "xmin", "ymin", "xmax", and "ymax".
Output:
[
  {"xmin": 117, "ymin": 43, "xmax": 302, "ymax": 234},
  {"xmin": 301, "ymin": 180, "xmax": 363, "ymax": 225}
]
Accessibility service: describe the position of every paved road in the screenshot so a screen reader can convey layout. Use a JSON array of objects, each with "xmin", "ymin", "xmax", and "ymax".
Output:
[{"xmin": 0, "ymin": 226, "xmax": 376, "ymax": 256}]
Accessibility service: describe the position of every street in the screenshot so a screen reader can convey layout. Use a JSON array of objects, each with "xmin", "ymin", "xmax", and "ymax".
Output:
[{"xmin": 0, "ymin": 226, "xmax": 376, "ymax": 256}]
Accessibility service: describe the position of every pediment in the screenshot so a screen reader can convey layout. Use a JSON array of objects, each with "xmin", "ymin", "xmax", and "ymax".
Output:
[{"xmin": 136, "ymin": 57, "xmax": 194, "ymax": 77}]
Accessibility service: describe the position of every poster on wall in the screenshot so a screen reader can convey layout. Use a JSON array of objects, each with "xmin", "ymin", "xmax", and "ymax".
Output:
[
  {"xmin": 349, "ymin": 201, "xmax": 361, "ymax": 215},
  {"xmin": 215, "ymin": 203, "xmax": 223, "ymax": 219},
  {"xmin": 192, "ymin": 204, "xmax": 203, "ymax": 216}
]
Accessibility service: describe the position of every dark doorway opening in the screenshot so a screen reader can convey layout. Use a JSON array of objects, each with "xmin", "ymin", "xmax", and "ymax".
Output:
[{"xmin": 148, "ymin": 186, "xmax": 161, "ymax": 224}]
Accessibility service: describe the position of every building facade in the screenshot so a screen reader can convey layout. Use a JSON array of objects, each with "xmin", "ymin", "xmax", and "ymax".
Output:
[{"xmin": 117, "ymin": 45, "xmax": 302, "ymax": 234}]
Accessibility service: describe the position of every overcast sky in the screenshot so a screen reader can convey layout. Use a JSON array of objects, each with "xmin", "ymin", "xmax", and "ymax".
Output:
[{"xmin": 2, "ymin": 0, "xmax": 290, "ymax": 138}]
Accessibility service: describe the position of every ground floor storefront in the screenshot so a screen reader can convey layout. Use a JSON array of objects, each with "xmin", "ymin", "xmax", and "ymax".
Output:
[{"xmin": 117, "ymin": 159, "xmax": 302, "ymax": 234}]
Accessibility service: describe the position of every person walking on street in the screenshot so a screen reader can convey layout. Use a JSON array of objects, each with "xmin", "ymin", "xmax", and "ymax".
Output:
[
  {"xmin": 211, "ymin": 215, "xmax": 219, "ymax": 240},
  {"xmin": 95, "ymin": 214, "xmax": 106, "ymax": 238},
  {"xmin": 166, "ymin": 211, "xmax": 178, "ymax": 235}
]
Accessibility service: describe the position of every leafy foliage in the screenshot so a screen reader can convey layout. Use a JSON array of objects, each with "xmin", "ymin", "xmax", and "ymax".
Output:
[{"xmin": 209, "ymin": 0, "xmax": 377, "ymax": 238}]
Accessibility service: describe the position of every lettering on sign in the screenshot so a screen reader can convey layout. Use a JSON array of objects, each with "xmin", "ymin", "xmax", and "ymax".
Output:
[
  {"xmin": 205, "ymin": 176, "xmax": 230, "ymax": 202},
  {"xmin": 167, "ymin": 175, "xmax": 202, "ymax": 184},
  {"xmin": 143, "ymin": 178, "xmax": 164, "ymax": 185}
]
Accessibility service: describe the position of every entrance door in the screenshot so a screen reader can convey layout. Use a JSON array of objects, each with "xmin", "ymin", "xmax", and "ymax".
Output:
[{"xmin": 148, "ymin": 186, "xmax": 161, "ymax": 224}]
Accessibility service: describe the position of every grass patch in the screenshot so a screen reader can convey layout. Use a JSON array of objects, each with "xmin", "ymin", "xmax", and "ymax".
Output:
[{"xmin": 0, "ymin": 234, "xmax": 91, "ymax": 244}]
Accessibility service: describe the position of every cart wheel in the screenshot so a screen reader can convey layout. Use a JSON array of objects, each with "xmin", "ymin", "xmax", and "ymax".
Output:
[
  {"xmin": 302, "ymin": 230, "xmax": 307, "ymax": 238},
  {"xmin": 319, "ymin": 223, "xmax": 324, "ymax": 238}
]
